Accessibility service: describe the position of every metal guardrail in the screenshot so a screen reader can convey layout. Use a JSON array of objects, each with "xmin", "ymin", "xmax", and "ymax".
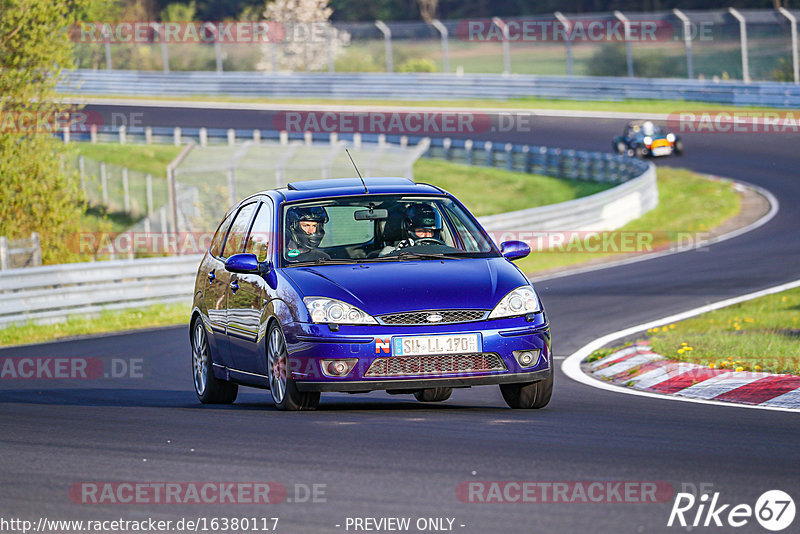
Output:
[
  {"xmin": 0, "ymin": 142, "xmax": 656, "ymax": 326},
  {"xmin": 0, "ymin": 233, "xmax": 42, "ymax": 271},
  {"xmin": 59, "ymin": 71, "xmax": 800, "ymax": 107},
  {"xmin": 0, "ymin": 255, "xmax": 201, "ymax": 326}
]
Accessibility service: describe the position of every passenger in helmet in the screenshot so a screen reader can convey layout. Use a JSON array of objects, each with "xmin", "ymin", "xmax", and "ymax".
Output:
[
  {"xmin": 285, "ymin": 206, "xmax": 330, "ymax": 262},
  {"xmin": 393, "ymin": 203, "xmax": 443, "ymax": 251},
  {"xmin": 642, "ymin": 121, "xmax": 655, "ymax": 136}
]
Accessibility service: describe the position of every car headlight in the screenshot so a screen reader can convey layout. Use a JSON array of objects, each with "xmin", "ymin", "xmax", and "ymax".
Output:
[
  {"xmin": 303, "ymin": 297, "xmax": 377, "ymax": 325},
  {"xmin": 666, "ymin": 133, "xmax": 676, "ymax": 142},
  {"xmin": 643, "ymin": 136, "xmax": 653, "ymax": 146},
  {"xmin": 488, "ymin": 286, "xmax": 541, "ymax": 319}
]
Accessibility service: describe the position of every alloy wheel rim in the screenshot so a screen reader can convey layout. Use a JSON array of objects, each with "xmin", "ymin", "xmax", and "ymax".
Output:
[
  {"xmin": 269, "ymin": 328, "xmax": 287, "ymax": 404},
  {"xmin": 192, "ymin": 322, "xmax": 208, "ymax": 395}
]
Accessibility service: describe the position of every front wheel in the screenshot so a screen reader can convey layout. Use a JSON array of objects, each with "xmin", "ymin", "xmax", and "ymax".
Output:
[
  {"xmin": 267, "ymin": 323, "xmax": 320, "ymax": 411},
  {"xmin": 414, "ymin": 387, "xmax": 453, "ymax": 402},
  {"xmin": 500, "ymin": 367, "xmax": 553, "ymax": 409},
  {"xmin": 192, "ymin": 318, "xmax": 238, "ymax": 404}
]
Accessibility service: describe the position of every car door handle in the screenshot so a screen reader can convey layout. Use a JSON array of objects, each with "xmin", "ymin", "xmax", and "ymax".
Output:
[
  {"xmin": 207, "ymin": 270, "xmax": 215, "ymax": 283},
  {"xmin": 230, "ymin": 280, "xmax": 239, "ymax": 293}
]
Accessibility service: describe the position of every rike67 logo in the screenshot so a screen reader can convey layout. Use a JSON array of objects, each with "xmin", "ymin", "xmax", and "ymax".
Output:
[{"xmin": 668, "ymin": 489, "xmax": 795, "ymax": 531}]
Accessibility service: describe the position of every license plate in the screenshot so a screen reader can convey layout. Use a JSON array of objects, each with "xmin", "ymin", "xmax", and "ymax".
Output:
[
  {"xmin": 651, "ymin": 146, "xmax": 672, "ymax": 156},
  {"xmin": 392, "ymin": 333, "xmax": 480, "ymax": 356}
]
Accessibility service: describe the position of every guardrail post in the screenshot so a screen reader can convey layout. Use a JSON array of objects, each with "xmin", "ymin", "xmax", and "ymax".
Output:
[
  {"xmin": 431, "ymin": 19, "xmax": 450, "ymax": 73},
  {"xmin": 304, "ymin": 131, "xmax": 312, "ymax": 146},
  {"xmin": 119, "ymin": 125, "xmax": 126, "ymax": 144},
  {"xmin": 174, "ymin": 127, "xmax": 182, "ymax": 146},
  {"xmin": 30, "ymin": 232, "xmax": 41, "ymax": 266},
  {"xmin": 779, "ymin": 7, "xmax": 799, "ymax": 84},
  {"xmin": 203, "ymin": 23, "xmax": 223, "ymax": 73},
  {"xmin": 78, "ymin": 155, "xmax": 86, "ymax": 195},
  {"xmin": 102, "ymin": 27, "xmax": 112, "ymax": 70},
  {"xmin": 554, "ymin": 12, "xmax": 573, "ymax": 75},
  {"xmin": 614, "ymin": 11, "xmax": 634, "ymax": 77},
  {"xmin": 443, "ymin": 137, "xmax": 452, "ymax": 160},
  {"xmin": 505, "ymin": 143, "xmax": 514, "ymax": 170},
  {"xmin": 522, "ymin": 145, "xmax": 531, "ymax": 172},
  {"xmin": 492, "ymin": 17, "xmax": 511, "ymax": 75},
  {"xmin": 330, "ymin": 132, "xmax": 338, "ymax": 145},
  {"xmin": 199, "ymin": 127, "xmax": 208, "ymax": 147},
  {"xmin": 375, "ymin": 21, "xmax": 393, "ymax": 72},
  {"xmin": 122, "ymin": 168, "xmax": 130, "ymax": 213},
  {"xmin": 729, "ymin": 8, "xmax": 750, "ymax": 83},
  {"xmin": 253, "ymin": 129, "xmax": 261, "ymax": 144},
  {"xmin": 100, "ymin": 162, "xmax": 108, "ymax": 205},
  {"xmin": 146, "ymin": 174, "xmax": 154, "ymax": 217},
  {"xmin": 326, "ymin": 26, "xmax": 336, "ymax": 72},
  {"xmin": 0, "ymin": 236, "xmax": 8, "ymax": 271},
  {"xmin": 227, "ymin": 128, "xmax": 236, "ymax": 146},
  {"xmin": 400, "ymin": 135, "xmax": 408, "ymax": 148},
  {"xmin": 532, "ymin": 146, "xmax": 546, "ymax": 174},
  {"xmin": 152, "ymin": 23, "xmax": 169, "ymax": 73},
  {"xmin": 673, "ymin": 9, "xmax": 694, "ymax": 79},
  {"xmin": 62, "ymin": 125, "xmax": 70, "ymax": 144},
  {"xmin": 280, "ymin": 130, "xmax": 288, "ymax": 146},
  {"xmin": 145, "ymin": 126, "xmax": 153, "ymax": 144},
  {"xmin": 90, "ymin": 124, "xmax": 98, "ymax": 144},
  {"xmin": 166, "ymin": 142, "xmax": 195, "ymax": 235},
  {"xmin": 354, "ymin": 132, "xmax": 362, "ymax": 149},
  {"xmin": 484, "ymin": 141, "xmax": 493, "ymax": 166},
  {"xmin": 464, "ymin": 139, "xmax": 473, "ymax": 164}
]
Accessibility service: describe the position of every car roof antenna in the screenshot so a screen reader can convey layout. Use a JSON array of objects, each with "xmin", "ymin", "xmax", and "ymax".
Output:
[{"xmin": 346, "ymin": 148, "xmax": 369, "ymax": 193}]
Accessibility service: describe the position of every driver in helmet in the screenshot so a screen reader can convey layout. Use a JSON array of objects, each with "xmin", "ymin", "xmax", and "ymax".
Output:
[
  {"xmin": 393, "ymin": 203, "xmax": 443, "ymax": 251},
  {"xmin": 286, "ymin": 206, "xmax": 330, "ymax": 262},
  {"xmin": 642, "ymin": 121, "xmax": 656, "ymax": 137}
]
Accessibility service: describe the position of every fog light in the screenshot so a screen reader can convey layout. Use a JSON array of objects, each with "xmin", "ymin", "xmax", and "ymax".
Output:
[
  {"xmin": 513, "ymin": 349, "xmax": 541, "ymax": 368},
  {"xmin": 321, "ymin": 359, "xmax": 357, "ymax": 377}
]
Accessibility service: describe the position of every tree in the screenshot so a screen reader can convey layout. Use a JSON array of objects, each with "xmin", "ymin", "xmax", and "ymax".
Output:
[
  {"xmin": 256, "ymin": 0, "xmax": 349, "ymax": 72},
  {"xmin": 0, "ymin": 0, "xmax": 88, "ymax": 263}
]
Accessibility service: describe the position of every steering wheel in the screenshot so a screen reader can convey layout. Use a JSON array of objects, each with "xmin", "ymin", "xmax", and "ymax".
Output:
[{"xmin": 414, "ymin": 238, "xmax": 446, "ymax": 246}]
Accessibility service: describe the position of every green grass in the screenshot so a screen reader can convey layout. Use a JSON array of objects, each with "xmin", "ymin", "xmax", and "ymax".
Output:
[
  {"xmin": 75, "ymin": 143, "xmax": 181, "ymax": 176},
  {"xmin": 413, "ymin": 159, "xmax": 610, "ymax": 217},
  {"xmin": 513, "ymin": 167, "xmax": 741, "ymax": 274},
  {"xmin": 0, "ymin": 302, "xmax": 190, "ymax": 348},
  {"xmin": 639, "ymin": 287, "xmax": 800, "ymax": 375},
  {"xmin": 66, "ymin": 94, "xmax": 799, "ymax": 115}
]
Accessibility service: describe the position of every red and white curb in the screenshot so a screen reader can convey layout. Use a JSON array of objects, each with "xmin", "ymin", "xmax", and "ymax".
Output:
[
  {"xmin": 562, "ymin": 278, "xmax": 800, "ymax": 413},
  {"xmin": 586, "ymin": 342, "xmax": 800, "ymax": 409}
]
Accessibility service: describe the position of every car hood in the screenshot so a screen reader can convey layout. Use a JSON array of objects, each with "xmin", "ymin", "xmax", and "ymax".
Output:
[{"xmin": 281, "ymin": 257, "xmax": 529, "ymax": 316}]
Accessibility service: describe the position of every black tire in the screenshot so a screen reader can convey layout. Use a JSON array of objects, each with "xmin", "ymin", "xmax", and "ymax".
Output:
[
  {"xmin": 191, "ymin": 317, "xmax": 238, "ymax": 404},
  {"xmin": 499, "ymin": 367, "xmax": 553, "ymax": 409},
  {"xmin": 615, "ymin": 141, "xmax": 627, "ymax": 155},
  {"xmin": 267, "ymin": 323, "xmax": 320, "ymax": 411},
  {"xmin": 414, "ymin": 387, "xmax": 453, "ymax": 402},
  {"xmin": 634, "ymin": 146, "xmax": 647, "ymax": 159},
  {"xmin": 673, "ymin": 140, "xmax": 684, "ymax": 156}
]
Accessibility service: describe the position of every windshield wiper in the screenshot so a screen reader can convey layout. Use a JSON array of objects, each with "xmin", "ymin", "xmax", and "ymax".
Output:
[
  {"xmin": 394, "ymin": 251, "xmax": 463, "ymax": 261},
  {"xmin": 289, "ymin": 257, "xmax": 364, "ymax": 267}
]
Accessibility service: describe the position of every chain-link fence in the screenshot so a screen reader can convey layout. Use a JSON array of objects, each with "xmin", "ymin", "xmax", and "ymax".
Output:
[{"xmin": 71, "ymin": 9, "xmax": 800, "ymax": 82}]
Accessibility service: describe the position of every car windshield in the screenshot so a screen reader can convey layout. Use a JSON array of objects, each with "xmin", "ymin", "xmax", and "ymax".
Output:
[{"xmin": 281, "ymin": 195, "xmax": 497, "ymax": 266}]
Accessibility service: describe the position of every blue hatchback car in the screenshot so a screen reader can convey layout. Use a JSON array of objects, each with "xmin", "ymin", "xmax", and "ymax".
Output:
[{"xmin": 190, "ymin": 177, "xmax": 552, "ymax": 410}]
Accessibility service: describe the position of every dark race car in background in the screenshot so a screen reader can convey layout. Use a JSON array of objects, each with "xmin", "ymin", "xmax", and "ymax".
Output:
[{"xmin": 614, "ymin": 120, "xmax": 683, "ymax": 158}]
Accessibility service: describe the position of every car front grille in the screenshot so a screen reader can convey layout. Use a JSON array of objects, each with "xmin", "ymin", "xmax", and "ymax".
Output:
[
  {"xmin": 377, "ymin": 309, "xmax": 488, "ymax": 325},
  {"xmin": 365, "ymin": 353, "xmax": 506, "ymax": 378}
]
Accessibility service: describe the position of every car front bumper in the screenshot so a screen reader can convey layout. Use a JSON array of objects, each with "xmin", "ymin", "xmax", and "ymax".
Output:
[{"xmin": 283, "ymin": 313, "xmax": 552, "ymax": 393}]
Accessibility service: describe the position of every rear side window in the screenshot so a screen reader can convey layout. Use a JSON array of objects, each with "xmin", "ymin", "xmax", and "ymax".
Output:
[
  {"xmin": 222, "ymin": 203, "xmax": 258, "ymax": 258},
  {"xmin": 210, "ymin": 212, "xmax": 234, "ymax": 257}
]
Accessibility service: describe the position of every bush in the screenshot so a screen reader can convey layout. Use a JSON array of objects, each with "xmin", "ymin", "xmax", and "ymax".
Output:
[
  {"xmin": 587, "ymin": 43, "xmax": 683, "ymax": 78},
  {"xmin": 397, "ymin": 57, "xmax": 437, "ymax": 73}
]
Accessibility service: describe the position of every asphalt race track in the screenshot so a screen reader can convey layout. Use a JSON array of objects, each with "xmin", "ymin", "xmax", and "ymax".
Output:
[{"xmin": 1, "ymin": 103, "xmax": 799, "ymax": 533}]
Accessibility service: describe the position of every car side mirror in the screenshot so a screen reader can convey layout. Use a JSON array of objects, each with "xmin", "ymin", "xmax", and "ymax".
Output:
[
  {"xmin": 225, "ymin": 253, "xmax": 260, "ymax": 274},
  {"xmin": 500, "ymin": 240, "xmax": 530, "ymax": 261}
]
